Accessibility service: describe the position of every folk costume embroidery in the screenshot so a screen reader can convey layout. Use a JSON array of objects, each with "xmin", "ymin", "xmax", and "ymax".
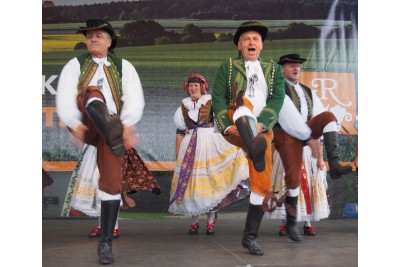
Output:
[
  {"xmin": 169, "ymin": 99, "xmax": 214, "ymax": 205},
  {"xmin": 77, "ymin": 52, "xmax": 123, "ymax": 113},
  {"xmin": 264, "ymin": 147, "xmax": 330, "ymax": 222},
  {"xmin": 169, "ymin": 94, "xmax": 249, "ymax": 215}
]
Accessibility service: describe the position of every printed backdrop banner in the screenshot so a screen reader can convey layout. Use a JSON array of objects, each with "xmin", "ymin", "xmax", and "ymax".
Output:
[
  {"xmin": 42, "ymin": 1, "xmax": 358, "ymax": 171},
  {"xmin": 300, "ymin": 72, "xmax": 357, "ymax": 134}
]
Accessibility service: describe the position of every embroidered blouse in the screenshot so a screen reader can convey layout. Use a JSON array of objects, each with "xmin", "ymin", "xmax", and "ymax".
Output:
[{"xmin": 174, "ymin": 94, "xmax": 213, "ymax": 131}]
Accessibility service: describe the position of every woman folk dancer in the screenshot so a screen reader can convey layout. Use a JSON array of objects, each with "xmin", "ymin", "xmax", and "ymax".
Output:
[{"xmin": 168, "ymin": 73, "xmax": 249, "ymax": 235}]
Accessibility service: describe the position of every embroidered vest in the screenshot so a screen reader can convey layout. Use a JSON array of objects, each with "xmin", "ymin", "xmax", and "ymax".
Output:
[
  {"xmin": 76, "ymin": 53, "xmax": 123, "ymax": 114},
  {"xmin": 285, "ymin": 83, "xmax": 313, "ymax": 121}
]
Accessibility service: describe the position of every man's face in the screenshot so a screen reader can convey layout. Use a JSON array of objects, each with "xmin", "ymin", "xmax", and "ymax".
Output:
[
  {"xmin": 238, "ymin": 31, "xmax": 263, "ymax": 61},
  {"xmin": 85, "ymin": 29, "xmax": 111, "ymax": 58},
  {"xmin": 282, "ymin": 62, "xmax": 302, "ymax": 83}
]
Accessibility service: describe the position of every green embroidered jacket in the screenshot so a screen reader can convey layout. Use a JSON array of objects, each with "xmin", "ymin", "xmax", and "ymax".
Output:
[{"xmin": 212, "ymin": 56, "xmax": 285, "ymax": 134}]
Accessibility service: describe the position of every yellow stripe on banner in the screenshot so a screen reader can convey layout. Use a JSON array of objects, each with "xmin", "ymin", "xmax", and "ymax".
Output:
[
  {"xmin": 42, "ymin": 161, "xmax": 176, "ymax": 172},
  {"xmin": 42, "ymin": 161, "xmax": 356, "ymax": 172}
]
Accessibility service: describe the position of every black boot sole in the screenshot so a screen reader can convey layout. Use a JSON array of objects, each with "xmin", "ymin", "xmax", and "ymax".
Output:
[
  {"xmin": 249, "ymin": 251, "xmax": 264, "ymax": 256},
  {"xmin": 106, "ymin": 116, "xmax": 124, "ymax": 157},
  {"xmin": 242, "ymin": 244, "xmax": 264, "ymax": 256},
  {"xmin": 252, "ymin": 135, "xmax": 267, "ymax": 172},
  {"xmin": 99, "ymin": 257, "xmax": 114, "ymax": 265}
]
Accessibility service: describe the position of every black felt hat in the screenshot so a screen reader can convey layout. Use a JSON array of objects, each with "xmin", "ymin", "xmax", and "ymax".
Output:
[
  {"xmin": 78, "ymin": 19, "xmax": 117, "ymax": 50},
  {"xmin": 277, "ymin": 54, "xmax": 307, "ymax": 65},
  {"xmin": 233, "ymin": 21, "xmax": 268, "ymax": 46}
]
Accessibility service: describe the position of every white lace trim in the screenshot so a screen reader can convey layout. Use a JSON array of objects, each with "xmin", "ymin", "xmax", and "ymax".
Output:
[{"xmin": 182, "ymin": 94, "xmax": 211, "ymax": 111}]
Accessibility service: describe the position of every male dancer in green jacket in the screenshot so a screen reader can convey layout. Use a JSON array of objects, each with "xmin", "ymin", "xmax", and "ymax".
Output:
[{"xmin": 212, "ymin": 21, "xmax": 285, "ymax": 256}]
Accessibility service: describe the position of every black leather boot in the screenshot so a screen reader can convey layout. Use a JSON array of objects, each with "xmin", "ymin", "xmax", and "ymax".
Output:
[
  {"xmin": 285, "ymin": 196, "xmax": 302, "ymax": 242},
  {"xmin": 323, "ymin": 132, "xmax": 352, "ymax": 179},
  {"xmin": 241, "ymin": 204, "xmax": 265, "ymax": 256},
  {"xmin": 86, "ymin": 100, "xmax": 124, "ymax": 157},
  {"xmin": 235, "ymin": 116, "xmax": 267, "ymax": 172},
  {"xmin": 98, "ymin": 200, "xmax": 120, "ymax": 265}
]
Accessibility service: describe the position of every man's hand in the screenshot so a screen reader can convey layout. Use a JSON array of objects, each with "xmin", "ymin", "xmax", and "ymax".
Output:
[
  {"xmin": 68, "ymin": 123, "xmax": 88, "ymax": 148},
  {"xmin": 316, "ymin": 141, "xmax": 325, "ymax": 170},
  {"xmin": 123, "ymin": 124, "xmax": 139, "ymax": 150},
  {"xmin": 70, "ymin": 123, "xmax": 89, "ymax": 143},
  {"xmin": 317, "ymin": 157, "xmax": 326, "ymax": 170},
  {"xmin": 307, "ymin": 138, "xmax": 320, "ymax": 159},
  {"xmin": 227, "ymin": 125, "xmax": 240, "ymax": 136},
  {"xmin": 256, "ymin": 122, "xmax": 265, "ymax": 134}
]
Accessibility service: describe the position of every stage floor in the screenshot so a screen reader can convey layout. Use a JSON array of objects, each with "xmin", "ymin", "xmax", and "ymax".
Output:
[{"xmin": 43, "ymin": 213, "xmax": 357, "ymax": 267}]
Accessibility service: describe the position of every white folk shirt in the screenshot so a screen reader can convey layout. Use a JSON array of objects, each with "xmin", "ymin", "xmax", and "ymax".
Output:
[
  {"xmin": 244, "ymin": 60, "xmax": 268, "ymax": 117},
  {"xmin": 56, "ymin": 56, "xmax": 145, "ymax": 131},
  {"xmin": 231, "ymin": 60, "xmax": 268, "ymax": 131},
  {"xmin": 278, "ymin": 80, "xmax": 326, "ymax": 141}
]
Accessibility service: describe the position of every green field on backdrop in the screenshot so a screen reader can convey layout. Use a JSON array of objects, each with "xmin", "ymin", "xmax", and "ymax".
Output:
[
  {"xmin": 43, "ymin": 39, "xmax": 357, "ymax": 91},
  {"xmin": 43, "ymin": 19, "xmax": 356, "ymax": 90}
]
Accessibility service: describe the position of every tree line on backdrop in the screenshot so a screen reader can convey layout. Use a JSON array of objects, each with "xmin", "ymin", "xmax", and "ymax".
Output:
[
  {"xmin": 43, "ymin": 0, "xmax": 358, "ymax": 24},
  {"xmin": 72, "ymin": 19, "xmax": 353, "ymax": 49}
]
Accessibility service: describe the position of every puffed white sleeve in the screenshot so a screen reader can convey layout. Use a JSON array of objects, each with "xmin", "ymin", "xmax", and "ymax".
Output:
[
  {"xmin": 278, "ymin": 95, "xmax": 312, "ymax": 141},
  {"xmin": 312, "ymin": 90, "xmax": 326, "ymax": 117},
  {"xmin": 120, "ymin": 59, "xmax": 145, "ymax": 126},
  {"xmin": 55, "ymin": 58, "xmax": 82, "ymax": 130},
  {"xmin": 174, "ymin": 106, "xmax": 186, "ymax": 130}
]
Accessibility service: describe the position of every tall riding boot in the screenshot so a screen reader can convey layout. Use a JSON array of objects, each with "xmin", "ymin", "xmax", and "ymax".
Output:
[
  {"xmin": 98, "ymin": 200, "xmax": 120, "ymax": 265},
  {"xmin": 241, "ymin": 204, "xmax": 265, "ymax": 256},
  {"xmin": 235, "ymin": 116, "xmax": 267, "ymax": 172},
  {"xmin": 323, "ymin": 132, "xmax": 352, "ymax": 179},
  {"xmin": 86, "ymin": 100, "xmax": 124, "ymax": 157},
  {"xmin": 285, "ymin": 196, "xmax": 302, "ymax": 242}
]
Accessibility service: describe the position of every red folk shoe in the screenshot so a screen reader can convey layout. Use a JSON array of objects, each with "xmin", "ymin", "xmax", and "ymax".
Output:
[
  {"xmin": 206, "ymin": 221, "xmax": 216, "ymax": 235},
  {"xmin": 188, "ymin": 222, "xmax": 199, "ymax": 235},
  {"xmin": 303, "ymin": 226, "xmax": 316, "ymax": 236},
  {"xmin": 113, "ymin": 228, "xmax": 120, "ymax": 238},
  {"xmin": 278, "ymin": 225, "xmax": 286, "ymax": 236},
  {"xmin": 88, "ymin": 227, "xmax": 101, "ymax": 238}
]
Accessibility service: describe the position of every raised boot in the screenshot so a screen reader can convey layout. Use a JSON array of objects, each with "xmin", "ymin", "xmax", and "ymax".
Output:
[
  {"xmin": 86, "ymin": 100, "xmax": 124, "ymax": 157},
  {"xmin": 323, "ymin": 132, "xmax": 352, "ymax": 179},
  {"xmin": 97, "ymin": 200, "xmax": 120, "ymax": 265},
  {"xmin": 241, "ymin": 204, "xmax": 265, "ymax": 256},
  {"xmin": 235, "ymin": 116, "xmax": 267, "ymax": 172},
  {"xmin": 285, "ymin": 196, "xmax": 302, "ymax": 242}
]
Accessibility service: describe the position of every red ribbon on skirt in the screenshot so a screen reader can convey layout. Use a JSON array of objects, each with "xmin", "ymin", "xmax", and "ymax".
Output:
[{"xmin": 300, "ymin": 162, "xmax": 312, "ymax": 214}]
